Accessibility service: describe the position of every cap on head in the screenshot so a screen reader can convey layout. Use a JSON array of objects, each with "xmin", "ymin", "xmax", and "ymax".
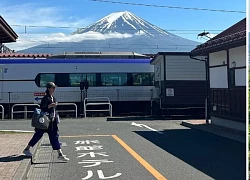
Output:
[{"xmin": 46, "ymin": 82, "xmax": 57, "ymax": 89}]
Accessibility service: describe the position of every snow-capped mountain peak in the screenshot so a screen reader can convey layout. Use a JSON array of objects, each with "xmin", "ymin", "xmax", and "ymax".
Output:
[
  {"xmin": 19, "ymin": 11, "xmax": 200, "ymax": 54},
  {"xmin": 73, "ymin": 11, "xmax": 175, "ymax": 37},
  {"xmin": 97, "ymin": 11, "xmax": 129, "ymax": 26}
]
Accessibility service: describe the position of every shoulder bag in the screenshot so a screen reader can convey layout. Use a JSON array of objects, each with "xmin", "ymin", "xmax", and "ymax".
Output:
[{"xmin": 31, "ymin": 108, "xmax": 51, "ymax": 130}]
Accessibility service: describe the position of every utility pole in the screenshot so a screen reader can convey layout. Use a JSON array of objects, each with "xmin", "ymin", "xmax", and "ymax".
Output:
[{"xmin": 79, "ymin": 81, "xmax": 89, "ymax": 117}]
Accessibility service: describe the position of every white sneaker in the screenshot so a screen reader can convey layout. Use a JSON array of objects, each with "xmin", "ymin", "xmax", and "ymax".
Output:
[
  {"xmin": 58, "ymin": 154, "xmax": 69, "ymax": 161},
  {"xmin": 23, "ymin": 149, "xmax": 32, "ymax": 157}
]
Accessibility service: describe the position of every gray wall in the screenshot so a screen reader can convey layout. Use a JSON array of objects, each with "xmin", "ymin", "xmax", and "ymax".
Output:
[{"xmin": 165, "ymin": 55, "xmax": 206, "ymax": 80}]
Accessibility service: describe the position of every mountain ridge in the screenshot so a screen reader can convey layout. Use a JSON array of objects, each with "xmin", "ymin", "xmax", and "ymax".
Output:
[
  {"xmin": 73, "ymin": 11, "xmax": 181, "ymax": 38},
  {"xmin": 19, "ymin": 11, "xmax": 200, "ymax": 54}
]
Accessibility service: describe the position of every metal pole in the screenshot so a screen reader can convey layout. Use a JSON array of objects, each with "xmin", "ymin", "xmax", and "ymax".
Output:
[
  {"xmin": 8, "ymin": 92, "xmax": 11, "ymax": 119},
  {"xmin": 189, "ymin": 54, "xmax": 209, "ymax": 124},
  {"xmin": 205, "ymin": 98, "xmax": 207, "ymax": 121},
  {"xmin": 150, "ymin": 89, "xmax": 153, "ymax": 116},
  {"xmin": 116, "ymin": 89, "xmax": 119, "ymax": 101},
  {"xmin": 205, "ymin": 60, "xmax": 209, "ymax": 124},
  {"xmin": 151, "ymin": 98, "xmax": 153, "ymax": 116},
  {"xmin": 24, "ymin": 106, "xmax": 27, "ymax": 119},
  {"xmin": 80, "ymin": 89, "xmax": 83, "ymax": 116}
]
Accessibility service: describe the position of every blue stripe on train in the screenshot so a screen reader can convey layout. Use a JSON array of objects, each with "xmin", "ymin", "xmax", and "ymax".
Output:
[{"xmin": 0, "ymin": 59, "xmax": 151, "ymax": 64}]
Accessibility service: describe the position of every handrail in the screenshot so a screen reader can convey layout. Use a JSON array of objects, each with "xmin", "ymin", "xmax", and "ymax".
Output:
[
  {"xmin": 11, "ymin": 104, "xmax": 40, "ymax": 120},
  {"xmin": 0, "ymin": 105, "xmax": 4, "ymax": 120},
  {"xmin": 11, "ymin": 103, "xmax": 78, "ymax": 119},
  {"xmin": 84, "ymin": 97, "xmax": 111, "ymax": 102},
  {"xmin": 84, "ymin": 97, "xmax": 112, "ymax": 118},
  {"xmin": 56, "ymin": 103, "xmax": 77, "ymax": 118}
]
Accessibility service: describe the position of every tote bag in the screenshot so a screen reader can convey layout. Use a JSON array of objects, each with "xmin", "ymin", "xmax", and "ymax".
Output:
[{"xmin": 31, "ymin": 108, "xmax": 51, "ymax": 130}]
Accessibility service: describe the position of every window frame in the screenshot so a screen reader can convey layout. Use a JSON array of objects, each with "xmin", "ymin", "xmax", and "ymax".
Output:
[
  {"xmin": 100, "ymin": 73, "xmax": 128, "ymax": 86},
  {"xmin": 131, "ymin": 73, "xmax": 154, "ymax": 86},
  {"xmin": 35, "ymin": 72, "xmax": 155, "ymax": 87},
  {"xmin": 38, "ymin": 73, "xmax": 55, "ymax": 87}
]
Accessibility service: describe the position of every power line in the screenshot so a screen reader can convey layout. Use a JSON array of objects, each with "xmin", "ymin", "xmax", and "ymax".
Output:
[
  {"xmin": 15, "ymin": 40, "xmax": 198, "ymax": 47},
  {"xmin": 16, "ymin": 32, "xmax": 218, "ymax": 35},
  {"xmin": 11, "ymin": 24, "xmax": 223, "ymax": 32},
  {"xmin": 87, "ymin": 0, "xmax": 246, "ymax": 13},
  {"xmin": 15, "ymin": 46, "xmax": 194, "ymax": 51},
  {"xmin": 11, "ymin": 24, "xmax": 80, "ymax": 29}
]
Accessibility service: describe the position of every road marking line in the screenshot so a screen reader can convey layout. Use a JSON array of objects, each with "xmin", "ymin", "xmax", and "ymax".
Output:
[
  {"xmin": 112, "ymin": 135, "xmax": 167, "ymax": 180},
  {"xmin": 131, "ymin": 122, "xmax": 164, "ymax": 134},
  {"xmin": 60, "ymin": 135, "xmax": 111, "ymax": 138}
]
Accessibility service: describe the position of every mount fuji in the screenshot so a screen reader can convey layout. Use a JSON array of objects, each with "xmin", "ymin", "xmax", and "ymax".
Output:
[{"xmin": 19, "ymin": 11, "xmax": 200, "ymax": 54}]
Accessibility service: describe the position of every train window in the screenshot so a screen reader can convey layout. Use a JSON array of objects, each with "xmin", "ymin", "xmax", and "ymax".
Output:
[
  {"xmin": 132, "ymin": 73, "xmax": 154, "ymax": 86},
  {"xmin": 69, "ymin": 74, "xmax": 85, "ymax": 87},
  {"xmin": 101, "ymin": 73, "xmax": 127, "ymax": 86},
  {"xmin": 40, "ymin": 74, "xmax": 55, "ymax": 87},
  {"xmin": 69, "ymin": 74, "xmax": 96, "ymax": 87},
  {"xmin": 37, "ymin": 73, "xmax": 153, "ymax": 87},
  {"xmin": 86, "ymin": 74, "xmax": 96, "ymax": 86}
]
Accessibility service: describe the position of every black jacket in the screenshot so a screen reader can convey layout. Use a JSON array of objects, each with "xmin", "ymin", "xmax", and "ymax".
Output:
[
  {"xmin": 40, "ymin": 94, "xmax": 58, "ymax": 130},
  {"xmin": 40, "ymin": 94, "xmax": 57, "ymax": 114}
]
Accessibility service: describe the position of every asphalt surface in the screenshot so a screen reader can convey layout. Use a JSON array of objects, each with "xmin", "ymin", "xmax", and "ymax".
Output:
[{"xmin": 0, "ymin": 118, "xmax": 246, "ymax": 180}]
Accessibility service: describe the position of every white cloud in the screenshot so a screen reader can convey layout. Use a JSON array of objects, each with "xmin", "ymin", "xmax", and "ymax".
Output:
[
  {"xmin": 1, "ymin": 3, "xmax": 142, "ymax": 51},
  {"xmin": 42, "ymin": 31, "xmax": 133, "ymax": 42},
  {"xmin": 7, "ymin": 32, "xmax": 137, "ymax": 51},
  {"xmin": 0, "ymin": 3, "xmax": 91, "ymax": 29}
]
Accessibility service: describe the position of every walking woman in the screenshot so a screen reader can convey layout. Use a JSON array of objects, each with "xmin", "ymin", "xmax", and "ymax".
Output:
[{"xmin": 23, "ymin": 82, "xmax": 69, "ymax": 161}]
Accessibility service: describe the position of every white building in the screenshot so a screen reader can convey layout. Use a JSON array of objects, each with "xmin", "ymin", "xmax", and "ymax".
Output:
[{"xmin": 190, "ymin": 18, "xmax": 246, "ymax": 131}]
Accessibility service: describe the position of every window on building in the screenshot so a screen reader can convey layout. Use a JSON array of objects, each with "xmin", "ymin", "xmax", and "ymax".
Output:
[
  {"xmin": 229, "ymin": 69, "xmax": 235, "ymax": 87},
  {"xmin": 101, "ymin": 73, "xmax": 127, "ymax": 86},
  {"xmin": 132, "ymin": 73, "xmax": 154, "ymax": 86},
  {"xmin": 40, "ymin": 74, "xmax": 55, "ymax": 87}
]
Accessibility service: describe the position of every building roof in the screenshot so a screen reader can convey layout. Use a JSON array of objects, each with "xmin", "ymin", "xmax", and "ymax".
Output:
[
  {"xmin": 0, "ymin": 16, "xmax": 18, "ymax": 43},
  {"xmin": 150, "ymin": 52, "xmax": 190, "ymax": 64},
  {"xmin": 0, "ymin": 53, "xmax": 51, "ymax": 58},
  {"xmin": 191, "ymin": 18, "xmax": 246, "ymax": 56}
]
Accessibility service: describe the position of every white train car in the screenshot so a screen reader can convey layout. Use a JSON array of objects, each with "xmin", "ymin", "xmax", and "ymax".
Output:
[{"xmin": 0, "ymin": 52, "xmax": 156, "ymax": 116}]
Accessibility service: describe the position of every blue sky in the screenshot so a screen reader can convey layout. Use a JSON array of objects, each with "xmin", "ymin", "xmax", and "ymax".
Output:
[{"xmin": 0, "ymin": 0, "xmax": 246, "ymax": 50}]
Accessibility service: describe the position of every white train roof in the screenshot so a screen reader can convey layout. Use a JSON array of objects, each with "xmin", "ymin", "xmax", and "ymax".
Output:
[{"xmin": 52, "ymin": 52, "xmax": 147, "ymax": 56}]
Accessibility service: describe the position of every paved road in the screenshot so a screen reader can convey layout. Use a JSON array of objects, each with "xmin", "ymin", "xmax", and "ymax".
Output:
[{"xmin": 0, "ymin": 118, "xmax": 246, "ymax": 180}]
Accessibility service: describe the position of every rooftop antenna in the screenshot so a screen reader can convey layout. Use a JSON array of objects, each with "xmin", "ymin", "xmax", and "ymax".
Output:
[{"xmin": 197, "ymin": 31, "xmax": 211, "ymax": 40}]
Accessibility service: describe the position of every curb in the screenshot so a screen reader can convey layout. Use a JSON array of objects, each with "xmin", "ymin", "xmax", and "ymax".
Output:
[
  {"xmin": 181, "ymin": 121, "xmax": 246, "ymax": 143},
  {"xmin": 12, "ymin": 138, "xmax": 42, "ymax": 180},
  {"xmin": 0, "ymin": 130, "xmax": 34, "ymax": 133}
]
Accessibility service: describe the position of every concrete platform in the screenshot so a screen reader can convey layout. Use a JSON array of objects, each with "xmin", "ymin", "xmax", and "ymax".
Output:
[{"xmin": 181, "ymin": 120, "xmax": 246, "ymax": 143}]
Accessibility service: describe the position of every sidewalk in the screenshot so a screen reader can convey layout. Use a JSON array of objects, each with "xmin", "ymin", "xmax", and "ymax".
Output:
[
  {"xmin": 181, "ymin": 120, "xmax": 246, "ymax": 143},
  {"xmin": 26, "ymin": 136, "xmax": 54, "ymax": 180},
  {"xmin": 0, "ymin": 132, "xmax": 39, "ymax": 180}
]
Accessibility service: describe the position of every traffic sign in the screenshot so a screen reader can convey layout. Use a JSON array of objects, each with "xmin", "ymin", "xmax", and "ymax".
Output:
[
  {"xmin": 34, "ymin": 92, "xmax": 45, "ymax": 104},
  {"xmin": 166, "ymin": 88, "xmax": 174, "ymax": 96}
]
